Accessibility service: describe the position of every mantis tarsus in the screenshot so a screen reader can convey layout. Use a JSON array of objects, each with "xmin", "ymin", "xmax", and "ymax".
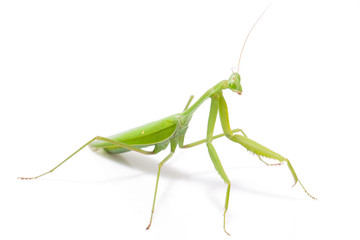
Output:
[{"xmin": 19, "ymin": 7, "xmax": 316, "ymax": 236}]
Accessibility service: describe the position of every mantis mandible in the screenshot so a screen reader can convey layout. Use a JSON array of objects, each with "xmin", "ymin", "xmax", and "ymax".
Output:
[{"xmin": 19, "ymin": 7, "xmax": 316, "ymax": 236}]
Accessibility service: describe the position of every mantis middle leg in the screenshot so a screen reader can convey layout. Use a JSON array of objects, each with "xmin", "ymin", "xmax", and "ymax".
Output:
[
  {"xmin": 205, "ymin": 94, "xmax": 232, "ymax": 235},
  {"xmin": 179, "ymin": 129, "xmax": 242, "ymax": 148}
]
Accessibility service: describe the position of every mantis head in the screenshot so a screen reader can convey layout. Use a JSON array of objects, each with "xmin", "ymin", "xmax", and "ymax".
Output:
[
  {"xmin": 228, "ymin": 72, "xmax": 242, "ymax": 95},
  {"xmin": 231, "ymin": 5, "xmax": 269, "ymax": 97}
]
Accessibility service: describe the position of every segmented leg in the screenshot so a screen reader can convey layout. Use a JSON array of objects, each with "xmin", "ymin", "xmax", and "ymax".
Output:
[
  {"xmin": 183, "ymin": 95, "xmax": 195, "ymax": 111},
  {"xmin": 180, "ymin": 121, "xmax": 280, "ymax": 167},
  {"xmin": 146, "ymin": 150, "xmax": 174, "ymax": 230},
  {"xmin": 257, "ymin": 155, "xmax": 282, "ymax": 166},
  {"xmin": 179, "ymin": 128, "xmax": 242, "ymax": 148},
  {"xmin": 217, "ymin": 93, "xmax": 316, "ymax": 200},
  {"xmin": 18, "ymin": 136, "xmax": 156, "ymax": 180},
  {"xmin": 205, "ymin": 95, "xmax": 232, "ymax": 235}
]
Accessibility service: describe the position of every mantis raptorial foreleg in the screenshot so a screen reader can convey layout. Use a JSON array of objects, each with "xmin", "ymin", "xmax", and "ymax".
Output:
[
  {"xmin": 205, "ymin": 95, "xmax": 232, "ymax": 236},
  {"xmin": 18, "ymin": 136, "xmax": 156, "ymax": 180},
  {"xmin": 18, "ymin": 4, "xmax": 317, "ymax": 235},
  {"xmin": 257, "ymin": 155, "xmax": 282, "ymax": 166},
  {"xmin": 217, "ymin": 93, "xmax": 316, "ymax": 199},
  {"xmin": 179, "ymin": 117, "xmax": 278, "ymax": 167}
]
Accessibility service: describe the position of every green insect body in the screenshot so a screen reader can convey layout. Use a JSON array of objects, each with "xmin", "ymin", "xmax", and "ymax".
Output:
[
  {"xmin": 91, "ymin": 115, "xmax": 179, "ymax": 154},
  {"xmin": 19, "ymin": 8, "xmax": 316, "ymax": 236}
]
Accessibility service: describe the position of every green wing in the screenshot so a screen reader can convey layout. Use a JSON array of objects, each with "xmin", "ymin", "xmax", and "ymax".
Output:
[{"xmin": 90, "ymin": 114, "xmax": 178, "ymax": 153}]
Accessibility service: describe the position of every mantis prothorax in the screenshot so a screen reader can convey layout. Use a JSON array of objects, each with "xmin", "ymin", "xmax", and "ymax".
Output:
[{"xmin": 19, "ymin": 6, "xmax": 316, "ymax": 236}]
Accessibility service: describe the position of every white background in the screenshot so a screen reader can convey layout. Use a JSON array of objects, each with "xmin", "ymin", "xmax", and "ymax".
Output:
[{"xmin": 1, "ymin": 0, "xmax": 359, "ymax": 239}]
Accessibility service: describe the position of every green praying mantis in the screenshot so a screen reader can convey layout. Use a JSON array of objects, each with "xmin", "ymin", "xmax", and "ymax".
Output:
[{"xmin": 19, "ymin": 7, "xmax": 316, "ymax": 236}]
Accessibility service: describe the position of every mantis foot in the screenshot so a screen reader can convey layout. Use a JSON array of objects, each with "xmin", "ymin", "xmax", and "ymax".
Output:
[{"xmin": 18, "ymin": 176, "xmax": 38, "ymax": 180}]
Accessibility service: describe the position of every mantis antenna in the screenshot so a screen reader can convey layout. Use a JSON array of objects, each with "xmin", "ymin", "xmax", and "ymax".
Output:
[{"xmin": 237, "ymin": 4, "xmax": 272, "ymax": 73}]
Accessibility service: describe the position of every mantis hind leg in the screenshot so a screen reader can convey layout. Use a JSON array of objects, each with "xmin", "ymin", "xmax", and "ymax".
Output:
[
  {"xmin": 18, "ymin": 136, "xmax": 156, "ymax": 180},
  {"xmin": 217, "ymin": 93, "xmax": 316, "ymax": 200},
  {"xmin": 146, "ymin": 140, "xmax": 177, "ymax": 230},
  {"xmin": 146, "ymin": 151, "xmax": 174, "ymax": 230}
]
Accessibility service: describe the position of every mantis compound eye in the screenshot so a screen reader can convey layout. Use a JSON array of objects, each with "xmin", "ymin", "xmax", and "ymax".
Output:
[{"xmin": 229, "ymin": 82, "xmax": 236, "ymax": 89}]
